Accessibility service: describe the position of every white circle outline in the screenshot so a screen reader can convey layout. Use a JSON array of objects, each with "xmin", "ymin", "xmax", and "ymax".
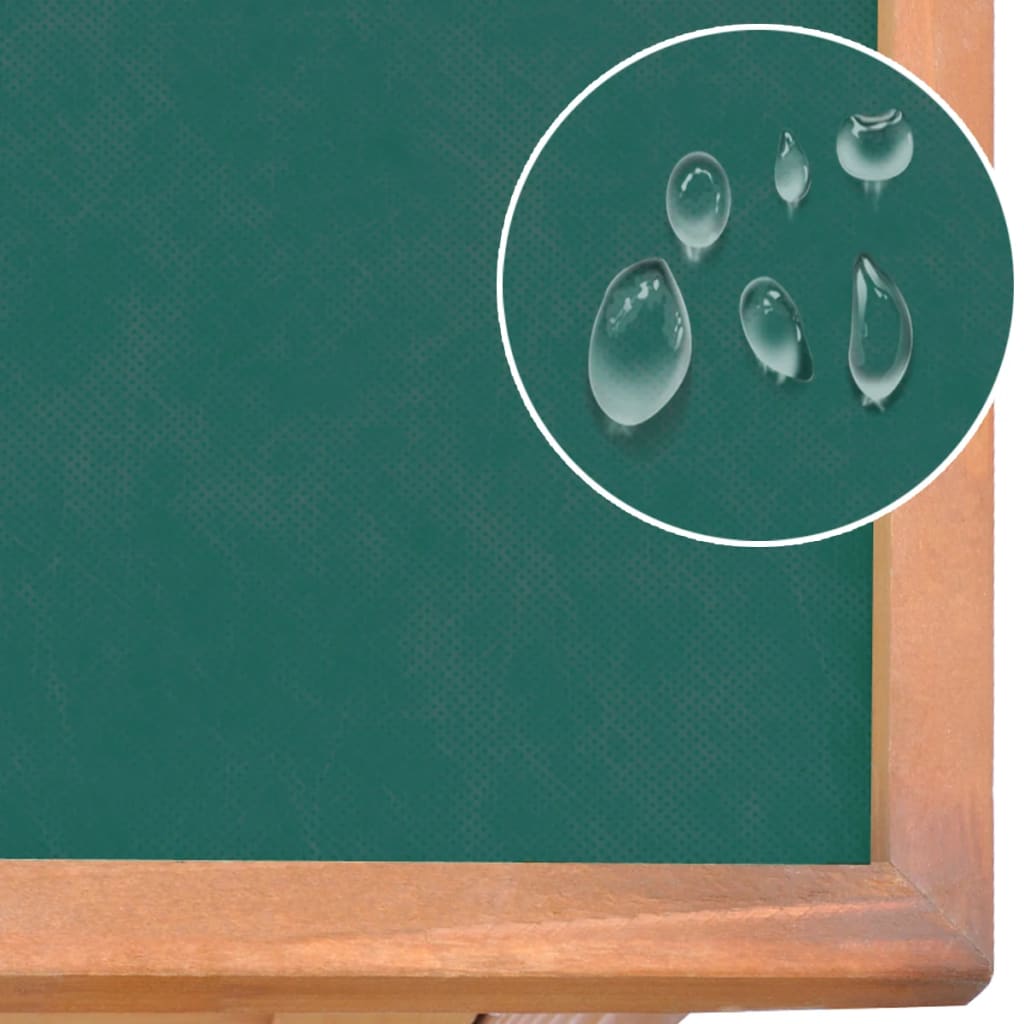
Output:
[{"xmin": 496, "ymin": 23, "xmax": 1013, "ymax": 548}]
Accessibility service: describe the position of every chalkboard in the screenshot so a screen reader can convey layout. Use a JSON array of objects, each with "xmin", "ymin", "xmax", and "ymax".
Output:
[{"xmin": 0, "ymin": 1, "xmax": 874, "ymax": 863}]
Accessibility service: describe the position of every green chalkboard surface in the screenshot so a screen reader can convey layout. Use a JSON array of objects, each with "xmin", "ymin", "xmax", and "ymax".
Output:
[{"xmin": 0, "ymin": 2, "xmax": 873, "ymax": 863}]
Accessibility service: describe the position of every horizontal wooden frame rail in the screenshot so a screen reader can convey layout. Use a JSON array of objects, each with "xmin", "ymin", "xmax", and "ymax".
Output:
[{"xmin": 0, "ymin": 0, "xmax": 995, "ymax": 1014}]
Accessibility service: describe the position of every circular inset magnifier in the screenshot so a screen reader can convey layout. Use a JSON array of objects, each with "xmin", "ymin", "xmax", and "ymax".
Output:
[{"xmin": 497, "ymin": 26, "xmax": 1012, "ymax": 545}]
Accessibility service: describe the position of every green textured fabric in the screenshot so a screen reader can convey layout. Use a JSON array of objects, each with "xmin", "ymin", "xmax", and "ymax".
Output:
[
  {"xmin": 504, "ymin": 29, "xmax": 1011, "ymax": 542},
  {"xmin": 0, "ymin": 1, "xmax": 874, "ymax": 863}
]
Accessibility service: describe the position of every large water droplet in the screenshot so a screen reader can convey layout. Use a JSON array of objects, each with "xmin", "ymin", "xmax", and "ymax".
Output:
[
  {"xmin": 775, "ymin": 130, "xmax": 811, "ymax": 205},
  {"xmin": 738, "ymin": 277, "xmax": 813, "ymax": 383},
  {"xmin": 848, "ymin": 254, "xmax": 913, "ymax": 409},
  {"xmin": 589, "ymin": 259, "xmax": 692, "ymax": 427},
  {"xmin": 836, "ymin": 109, "xmax": 914, "ymax": 182},
  {"xmin": 665, "ymin": 151, "xmax": 731, "ymax": 253}
]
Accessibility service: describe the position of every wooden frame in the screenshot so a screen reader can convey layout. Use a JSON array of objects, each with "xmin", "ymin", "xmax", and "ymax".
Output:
[{"xmin": 0, "ymin": 1, "xmax": 995, "ymax": 1015}]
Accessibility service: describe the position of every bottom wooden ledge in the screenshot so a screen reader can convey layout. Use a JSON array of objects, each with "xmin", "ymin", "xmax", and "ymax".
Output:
[
  {"xmin": 0, "ymin": 1017, "xmax": 477, "ymax": 1024},
  {"xmin": 0, "ymin": 860, "xmax": 991, "ymax": 1013}
]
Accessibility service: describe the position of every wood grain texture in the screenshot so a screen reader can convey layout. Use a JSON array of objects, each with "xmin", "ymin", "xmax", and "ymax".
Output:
[
  {"xmin": 875, "ymin": 0, "xmax": 996, "ymax": 967},
  {"xmin": 476, "ymin": 1014, "xmax": 685, "ymax": 1024},
  {"xmin": 0, "ymin": 1016, "xmax": 473, "ymax": 1024},
  {"xmin": 874, "ymin": 415, "xmax": 995, "ymax": 960},
  {"xmin": 879, "ymin": 0, "xmax": 994, "ymax": 154},
  {"xmin": 0, "ymin": 1017, "xmax": 270, "ymax": 1024},
  {"xmin": 0, "ymin": 861, "xmax": 989, "ymax": 1011},
  {"xmin": 272, "ymin": 1016, "xmax": 475, "ymax": 1024}
]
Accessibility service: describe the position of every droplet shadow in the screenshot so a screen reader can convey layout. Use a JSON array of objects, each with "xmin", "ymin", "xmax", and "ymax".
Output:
[
  {"xmin": 847, "ymin": 354, "xmax": 913, "ymax": 412},
  {"xmin": 586, "ymin": 374, "xmax": 692, "ymax": 457},
  {"xmin": 777, "ymin": 181, "xmax": 814, "ymax": 221},
  {"xmin": 741, "ymin": 333, "xmax": 816, "ymax": 388},
  {"xmin": 862, "ymin": 179, "xmax": 884, "ymax": 211},
  {"xmin": 673, "ymin": 231, "xmax": 728, "ymax": 272}
]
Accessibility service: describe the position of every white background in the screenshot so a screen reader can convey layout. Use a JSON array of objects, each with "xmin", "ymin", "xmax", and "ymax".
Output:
[{"xmin": 691, "ymin": 1, "xmax": 1024, "ymax": 1021}]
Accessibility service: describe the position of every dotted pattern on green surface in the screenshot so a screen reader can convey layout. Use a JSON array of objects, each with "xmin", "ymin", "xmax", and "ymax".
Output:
[
  {"xmin": 0, "ymin": 1, "xmax": 873, "ymax": 862},
  {"xmin": 504, "ymin": 29, "xmax": 1011, "ymax": 542}
]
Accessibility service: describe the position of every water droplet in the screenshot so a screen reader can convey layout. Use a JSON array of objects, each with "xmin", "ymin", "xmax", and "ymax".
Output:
[
  {"xmin": 775, "ymin": 130, "xmax": 811, "ymax": 206},
  {"xmin": 848, "ymin": 254, "xmax": 913, "ymax": 409},
  {"xmin": 738, "ymin": 277, "xmax": 813, "ymax": 383},
  {"xmin": 589, "ymin": 259, "xmax": 692, "ymax": 427},
  {"xmin": 666, "ymin": 151, "xmax": 731, "ymax": 254},
  {"xmin": 836, "ymin": 109, "xmax": 914, "ymax": 182}
]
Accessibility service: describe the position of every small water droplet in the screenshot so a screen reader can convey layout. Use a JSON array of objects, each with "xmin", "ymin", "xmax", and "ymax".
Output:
[
  {"xmin": 836, "ymin": 109, "xmax": 914, "ymax": 182},
  {"xmin": 848, "ymin": 254, "xmax": 913, "ymax": 409},
  {"xmin": 666, "ymin": 151, "xmax": 731, "ymax": 254},
  {"xmin": 738, "ymin": 277, "xmax": 813, "ymax": 383},
  {"xmin": 775, "ymin": 130, "xmax": 811, "ymax": 206},
  {"xmin": 589, "ymin": 259, "xmax": 692, "ymax": 427}
]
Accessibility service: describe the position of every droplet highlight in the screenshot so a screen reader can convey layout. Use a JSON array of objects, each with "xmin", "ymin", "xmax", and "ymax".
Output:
[
  {"xmin": 738, "ymin": 277, "xmax": 813, "ymax": 383},
  {"xmin": 774, "ymin": 130, "xmax": 811, "ymax": 206},
  {"xmin": 666, "ymin": 151, "xmax": 731, "ymax": 254},
  {"xmin": 589, "ymin": 259, "xmax": 692, "ymax": 427},
  {"xmin": 836, "ymin": 109, "xmax": 914, "ymax": 182},
  {"xmin": 848, "ymin": 254, "xmax": 913, "ymax": 409}
]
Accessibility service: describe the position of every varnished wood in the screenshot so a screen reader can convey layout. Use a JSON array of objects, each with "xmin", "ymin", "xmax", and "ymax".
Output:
[
  {"xmin": 879, "ymin": 0, "xmax": 994, "ymax": 154},
  {"xmin": 272, "ymin": 1016, "xmax": 476, "ymax": 1024},
  {"xmin": 875, "ymin": 0, "xmax": 996, "ymax": 967},
  {"xmin": 0, "ymin": 2, "xmax": 996, "ymax": 1014},
  {"xmin": 0, "ymin": 1017, "xmax": 271, "ymax": 1024},
  {"xmin": 876, "ymin": 418, "xmax": 995, "ymax": 960},
  {"xmin": 476, "ymin": 1015, "xmax": 685, "ymax": 1024},
  {"xmin": 0, "ymin": 861, "xmax": 990, "ymax": 1011},
  {"xmin": 0, "ymin": 1016, "xmax": 473, "ymax": 1024}
]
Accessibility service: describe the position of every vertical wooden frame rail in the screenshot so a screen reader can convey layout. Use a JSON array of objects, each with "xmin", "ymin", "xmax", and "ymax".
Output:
[
  {"xmin": 874, "ymin": 0, "xmax": 995, "ymax": 969},
  {"xmin": 0, "ymin": 0, "xmax": 995, "ymax": 1015}
]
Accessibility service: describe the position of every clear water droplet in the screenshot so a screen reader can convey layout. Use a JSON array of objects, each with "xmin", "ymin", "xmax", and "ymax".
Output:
[
  {"xmin": 666, "ymin": 151, "xmax": 731, "ymax": 253},
  {"xmin": 836, "ymin": 109, "xmax": 914, "ymax": 182},
  {"xmin": 738, "ymin": 277, "xmax": 813, "ymax": 383},
  {"xmin": 775, "ymin": 130, "xmax": 811, "ymax": 205},
  {"xmin": 589, "ymin": 259, "xmax": 692, "ymax": 427},
  {"xmin": 848, "ymin": 254, "xmax": 913, "ymax": 409}
]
